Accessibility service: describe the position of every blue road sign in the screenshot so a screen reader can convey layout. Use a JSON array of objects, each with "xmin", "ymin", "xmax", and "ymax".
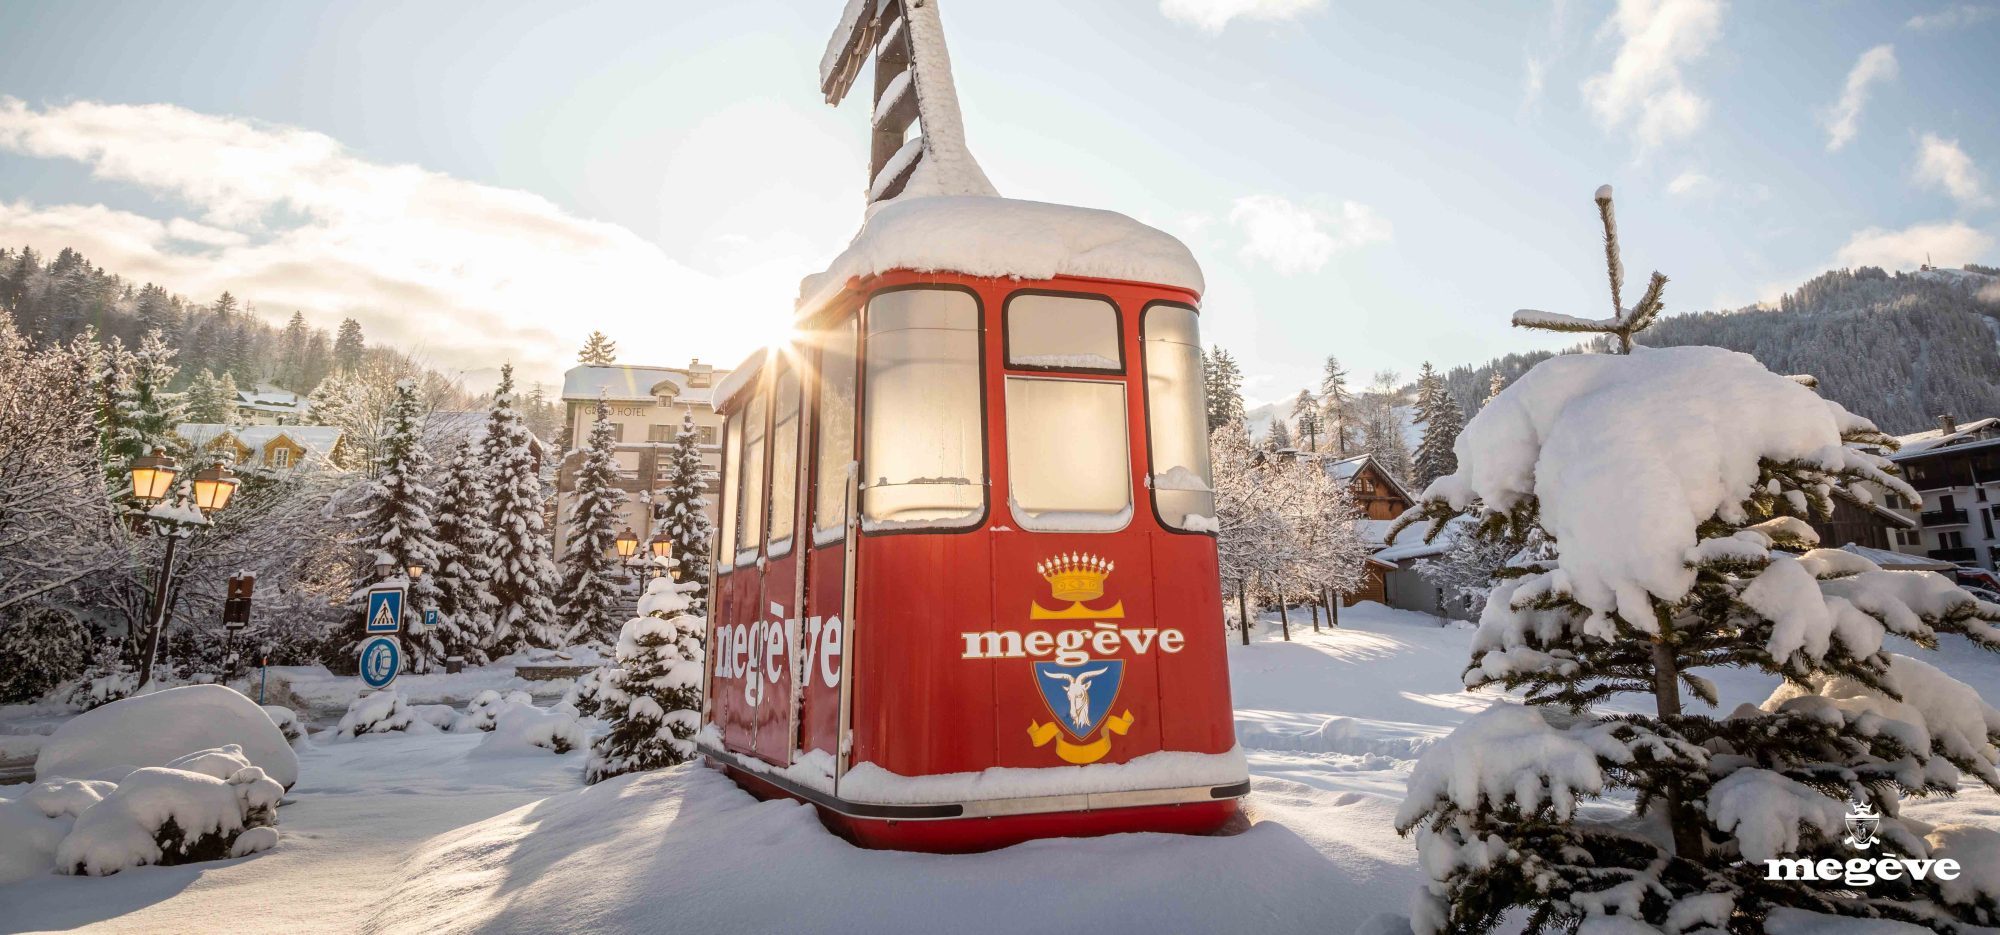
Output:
[
  {"xmin": 365, "ymin": 587, "xmax": 404, "ymax": 634},
  {"xmin": 359, "ymin": 636, "xmax": 402, "ymax": 689},
  {"xmin": 422, "ymin": 608, "xmax": 439, "ymax": 632}
]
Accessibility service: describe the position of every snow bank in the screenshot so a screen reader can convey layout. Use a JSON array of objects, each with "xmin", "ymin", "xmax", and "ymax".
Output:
[
  {"xmin": 371, "ymin": 765, "xmax": 1357, "ymax": 935},
  {"xmin": 55, "ymin": 764, "xmax": 283, "ymax": 876},
  {"xmin": 36, "ymin": 684, "xmax": 299, "ymax": 789},
  {"xmin": 455, "ymin": 689, "xmax": 538, "ymax": 732},
  {"xmin": 1428, "ymin": 345, "xmax": 1904, "ymax": 629},
  {"xmin": 334, "ymin": 690, "xmax": 433, "ymax": 739},
  {"xmin": 0, "ymin": 778, "xmax": 116, "ymax": 885},
  {"xmin": 796, "ymin": 195, "xmax": 1204, "ymax": 315},
  {"xmin": 474, "ymin": 704, "xmax": 587, "ymax": 757}
]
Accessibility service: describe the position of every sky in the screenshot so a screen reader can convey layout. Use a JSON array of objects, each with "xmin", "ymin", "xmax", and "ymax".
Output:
[{"xmin": 0, "ymin": 0, "xmax": 1996, "ymax": 401}]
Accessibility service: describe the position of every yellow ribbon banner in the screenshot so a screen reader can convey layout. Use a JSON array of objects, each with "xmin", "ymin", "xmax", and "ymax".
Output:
[{"xmin": 1028, "ymin": 710, "xmax": 1135, "ymax": 764}]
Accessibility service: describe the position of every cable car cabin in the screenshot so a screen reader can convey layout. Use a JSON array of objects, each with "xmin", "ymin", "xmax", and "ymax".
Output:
[{"xmin": 699, "ymin": 222, "xmax": 1249, "ymax": 853}]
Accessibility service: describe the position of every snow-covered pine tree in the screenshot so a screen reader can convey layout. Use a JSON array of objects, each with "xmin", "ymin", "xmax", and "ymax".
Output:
[
  {"xmin": 1393, "ymin": 185, "xmax": 2000, "ymax": 934},
  {"xmin": 1320, "ymin": 356, "xmax": 1356, "ymax": 455},
  {"xmin": 556, "ymin": 394, "xmax": 626, "ymax": 646},
  {"xmin": 655, "ymin": 408, "xmax": 715, "ymax": 616},
  {"xmin": 1266, "ymin": 416, "xmax": 1293, "ymax": 452},
  {"xmin": 333, "ymin": 318, "xmax": 365, "ymax": 373},
  {"xmin": 1481, "ymin": 369, "xmax": 1506, "ymax": 409},
  {"xmin": 1291, "ymin": 389, "xmax": 1321, "ymax": 452},
  {"xmin": 1203, "ymin": 347, "xmax": 1246, "ymax": 432},
  {"xmin": 577, "ymin": 331, "xmax": 618, "ymax": 366},
  {"xmin": 481, "ymin": 364, "xmax": 562, "ymax": 652},
  {"xmin": 184, "ymin": 369, "xmax": 227, "ymax": 423},
  {"xmin": 342, "ymin": 379, "xmax": 445, "ymax": 661},
  {"xmin": 430, "ymin": 438, "xmax": 500, "ymax": 662},
  {"xmin": 1361, "ymin": 371, "xmax": 1413, "ymax": 485},
  {"xmin": 585, "ymin": 575, "xmax": 705, "ymax": 784},
  {"xmin": 1411, "ymin": 362, "xmax": 1463, "ymax": 491},
  {"xmin": 106, "ymin": 329, "xmax": 185, "ymax": 492}
]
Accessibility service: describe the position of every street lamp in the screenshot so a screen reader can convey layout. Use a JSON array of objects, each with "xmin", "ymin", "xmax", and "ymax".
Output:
[
  {"xmin": 407, "ymin": 563, "xmax": 426, "ymax": 580},
  {"xmin": 131, "ymin": 454, "xmax": 236, "ymax": 689},
  {"xmin": 648, "ymin": 537, "xmax": 672, "ymax": 562},
  {"xmin": 614, "ymin": 527, "xmax": 640, "ymax": 559}
]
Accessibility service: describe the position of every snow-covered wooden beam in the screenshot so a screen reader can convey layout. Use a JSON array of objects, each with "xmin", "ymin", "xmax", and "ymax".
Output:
[{"xmin": 819, "ymin": 0, "xmax": 995, "ymax": 208}]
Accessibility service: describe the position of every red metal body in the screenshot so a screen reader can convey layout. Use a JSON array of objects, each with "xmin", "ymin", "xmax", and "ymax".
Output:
[{"xmin": 701, "ymin": 269, "xmax": 1243, "ymax": 852}]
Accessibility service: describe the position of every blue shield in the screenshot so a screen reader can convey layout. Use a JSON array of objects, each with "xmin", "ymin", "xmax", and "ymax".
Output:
[
  {"xmin": 1034, "ymin": 660, "xmax": 1125, "ymax": 740},
  {"xmin": 366, "ymin": 588, "xmax": 404, "ymax": 634},
  {"xmin": 359, "ymin": 636, "xmax": 402, "ymax": 689}
]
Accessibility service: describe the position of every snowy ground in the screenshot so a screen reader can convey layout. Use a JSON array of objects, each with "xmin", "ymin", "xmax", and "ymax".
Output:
[{"xmin": 4, "ymin": 602, "xmax": 1997, "ymax": 934}]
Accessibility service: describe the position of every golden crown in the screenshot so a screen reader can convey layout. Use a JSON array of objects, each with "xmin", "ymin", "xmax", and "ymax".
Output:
[{"xmin": 1039, "ymin": 552, "xmax": 1113, "ymax": 603}]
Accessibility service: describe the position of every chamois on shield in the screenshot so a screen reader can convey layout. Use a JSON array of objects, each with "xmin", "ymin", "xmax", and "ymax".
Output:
[{"xmin": 1043, "ymin": 668, "xmax": 1108, "ymax": 731}]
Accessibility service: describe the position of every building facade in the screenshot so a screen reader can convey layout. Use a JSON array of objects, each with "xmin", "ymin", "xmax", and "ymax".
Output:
[
  {"xmin": 1318, "ymin": 453, "xmax": 1415, "ymax": 606},
  {"xmin": 175, "ymin": 424, "xmax": 346, "ymax": 470},
  {"xmin": 552, "ymin": 359, "xmax": 730, "ymax": 559},
  {"xmin": 1889, "ymin": 415, "xmax": 2000, "ymax": 573},
  {"xmin": 233, "ymin": 384, "xmax": 310, "ymax": 425}
]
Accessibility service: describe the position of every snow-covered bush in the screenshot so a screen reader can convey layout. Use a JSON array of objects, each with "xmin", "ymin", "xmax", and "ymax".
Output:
[
  {"xmin": 55, "ymin": 764, "xmax": 282, "ymax": 876},
  {"xmin": 0, "ymin": 607, "xmax": 94, "ymax": 702},
  {"xmin": 0, "ymin": 780, "xmax": 116, "ymax": 884},
  {"xmin": 262, "ymin": 704, "xmax": 307, "ymax": 745},
  {"xmin": 1393, "ymin": 186, "xmax": 2000, "ymax": 935},
  {"xmin": 37, "ymin": 684, "xmax": 300, "ymax": 789},
  {"xmin": 64, "ymin": 641, "xmax": 136, "ymax": 711},
  {"xmin": 334, "ymin": 689, "xmax": 424, "ymax": 738},
  {"xmin": 475, "ymin": 704, "xmax": 587, "ymax": 756},
  {"xmin": 453, "ymin": 689, "xmax": 537, "ymax": 732},
  {"xmin": 563, "ymin": 665, "xmax": 610, "ymax": 718},
  {"xmin": 585, "ymin": 578, "xmax": 704, "ymax": 784}
]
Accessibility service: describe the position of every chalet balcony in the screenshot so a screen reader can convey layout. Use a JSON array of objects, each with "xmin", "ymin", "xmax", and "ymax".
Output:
[
  {"xmin": 1930, "ymin": 546, "xmax": 1978, "ymax": 563},
  {"xmin": 1921, "ymin": 508, "xmax": 1970, "ymax": 527}
]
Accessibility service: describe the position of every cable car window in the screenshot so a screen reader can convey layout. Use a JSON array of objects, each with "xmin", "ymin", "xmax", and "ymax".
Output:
[
  {"xmin": 813, "ymin": 315, "xmax": 859, "ymax": 545},
  {"xmin": 862, "ymin": 287, "xmax": 985, "ymax": 531},
  {"xmin": 1005, "ymin": 293, "xmax": 1120, "ymax": 372},
  {"xmin": 736, "ymin": 379, "xmax": 768, "ymax": 565},
  {"xmin": 1142, "ymin": 304, "xmax": 1216, "ymax": 532},
  {"xmin": 767, "ymin": 360, "xmax": 801, "ymax": 556},
  {"xmin": 1005, "ymin": 376, "xmax": 1132, "ymax": 532},
  {"xmin": 718, "ymin": 409, "xmax": 741, "ymax": 569}
]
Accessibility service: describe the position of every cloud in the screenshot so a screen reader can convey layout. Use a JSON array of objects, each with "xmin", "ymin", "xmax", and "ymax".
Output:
[
  {"xmin": 1228, "ymin": 195, "xmax": 1389, "ymax": 275},
  {"xmin": 1912, "ymin": 133, "xmax": 1992, "ymax": 208},
  {"xmin": 0, "ymin": 97, "xmax": 794, "ymax": 387},
  {"xmin": 1667, "ymin": 170, "xmax": 1713, "ymax": 196},
  {"xmin": 1522, "ymin": 55, "xmax": 1548, "ymax": 112},
  {"xmin": 1581, "ymin": 0, "xmax": 1723, "ymax": 149},
  {"xmin": 1821, "ymin": 44, "xmax": 1898, "ymax": 152},
  {"xmin": 1834, "ymin": 221, "xmax": 1993, "ymax": 270},
  {"xmin": 1904, "ymin": 4, "xmax": 1999, "ymax": 32},
  {"xmin": 1158, "ymin": 0, "xmax": 1324, "ymax": 32}
]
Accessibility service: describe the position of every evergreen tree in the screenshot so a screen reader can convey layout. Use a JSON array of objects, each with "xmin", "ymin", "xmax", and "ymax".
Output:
[
  {"xmin": 333, "ymin": 318, "xmax": 365, "ymax": 373},
  {"xmin": 216, "ymin": 371, "xmax": 241, "ymax": 424},
  {"xmin": 1411, "ymin": 362, "xmax": 1463, "ymax": 491},
  {"xmin": 280, "ymin": 311, "xmax": 310, "ymax": 390},
  {"xmin": 1266, "ymin": 416, "xmax": 1293, "ymax": 451},
  {"xmin": 556, "ymin": 395, "xmax": 626, "ymax": 646},
  {"xmin": 1360, "ymin": 370, "xmax": 1412, "ymax": 485},
  {"xmin": 1482, "ymin": 369, "xmax": 1506, "ymax": 409},
  {"xmin": 1203, "ymin": 346, "xmax": 1245, "ymax": 432},
  {"xmin": 482, "ymin": 365, "xmax": 562, "ymax": 651},
  {"xmin": 577, "ymin": 331, "xmax": 618, "ymax": 366},
  {"xmin": 1290, "ymin": 389, "xmax": 1321, "ymax": 452},
  {"xmin": 185, "ymin": 369, "xmax": 229, "ymax": 423},
  {"xmin": 107, "ymin": 329, "xmax": 186, "ymax": 491},
  {"xmin": 1319, "ymin": 356, "xmax": 1356, "ymax": 454},
  {"xmin": 584, "ymin": 576, "xmax": 705, "ymax": 784},
  {"xmin": 431, "ymin": 438, "xmax": 500, "ymax": 662},
  {"xmin": 655, "ymin": 409, "xmax": 715, "ymax": 616},
  {"xmin": 1394, "ymin": 185, "xmax": 2000, "ymax": 934},
  {"xmin": 343, "ymin": 379, "xmax": 445, "ymax": 661}
]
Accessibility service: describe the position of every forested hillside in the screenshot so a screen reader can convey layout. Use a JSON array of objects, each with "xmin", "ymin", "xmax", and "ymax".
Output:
[{"xmin": 1440, "ymin": 265, "xmax": 2000, "ymax": 434}]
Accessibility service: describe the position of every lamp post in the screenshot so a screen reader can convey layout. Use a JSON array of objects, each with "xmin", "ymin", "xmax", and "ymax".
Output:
[
  {"xmin": 130, "ymin": 451, "xmax": 239, "ymax": 689},
  {"xmin": 647, "ymin": 536, "xmax": 673, "ymax": 581}
]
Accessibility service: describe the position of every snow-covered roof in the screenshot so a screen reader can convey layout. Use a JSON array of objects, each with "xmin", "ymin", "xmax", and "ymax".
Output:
[
  {"xmin": 1836, "ymin": 544, "xmax": 1957, "ymax": 572},
  {"xmin": 712, "ymin": 349, "xmax": 768, "ymax": 413},
  {"xmin": 795, "ymin": 195, "xmax": 1205, "ymax": 317},
  {"xmin": 1891, "ymin": 417, "xmax": 2000, "ymax": 458},
  {"xmin": 177, "ymin": 424, "xmax": 345, "ymax": 458},
  {"xmin": 1374, "ymin": 519, "xmax": 1446, "ymax": 563},
  {"xmin": 238, "ymin": 383, "xmax": 304, "ymax": 407},
  {"xmin": 561, "ymin": 365, "xmax": 720, "ymax": 407},
  {"xmin": 1320, "ymin": 453, "xmax": 1414, "ymax": 503}
]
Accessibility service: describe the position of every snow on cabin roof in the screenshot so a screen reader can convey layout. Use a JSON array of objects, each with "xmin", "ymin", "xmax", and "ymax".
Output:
[
  {"xmin": 1374, "ymin": 519, "xmax": 1445, "ymax": 562},
  {"xmin": 561, "ymin": 365, "xmax": 719, "ymax": 407},
  {"xmin": 794, "ymin": 195, "xmax": 1205, "ymax": 317},
  {"xmin": 177, "ymin": 423, "xmax": 345, "ymax": 458},
  {"xmin": 1890, "ymin": 417, "xmax": 2000, "ymax": 457},
  {"xmin": 1836, "ymin": 543, "xmax": 1958, "ymax": 572},
  {"xmin": 1320, "ymin": 452, "xmax": 1415, "ymax": 502},
  {"xmin": 712, "ymin": 348, "xmax": 768, "ymax": 414}
]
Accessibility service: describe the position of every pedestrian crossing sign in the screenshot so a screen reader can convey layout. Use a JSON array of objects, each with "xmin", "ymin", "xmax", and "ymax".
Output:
[{"xmin": 366, "ymin": 587, "xmax": 404, "ymax": 634}]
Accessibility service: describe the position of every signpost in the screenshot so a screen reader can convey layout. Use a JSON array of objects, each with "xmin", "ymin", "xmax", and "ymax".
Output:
[
  {"xmin": 365, "ymin": 586, "xmax": 404, "ymax": 634},
  {"xmin": 223, "ymin": 574, "xmax": 254, "ymax": 679},
  {"xmin": 358, "ymin": 636, "xmax": 402, "ymax": 690}
]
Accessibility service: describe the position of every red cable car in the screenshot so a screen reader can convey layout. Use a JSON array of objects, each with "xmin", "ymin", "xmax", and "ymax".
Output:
[{"xmin": 696, "ymin": 0, "xmax": 1246, "ymax": 853}]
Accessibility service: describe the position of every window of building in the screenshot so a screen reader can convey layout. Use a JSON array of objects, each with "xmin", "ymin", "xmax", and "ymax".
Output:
[
  {"xmin": 767, "ymin": 361, "xmax": 802, "ymax": 555},
  {"xmin": 717, "ymin": 411, "xmax": 740, "ymax": 568},
  {"xmin": 1006, "ymin": 377, "xmax": 1132, "ymax": 531},
  {"xmin": 1005, "ymin": 293, "xmax": 1121, "ymax": 372},
  {"xmin": 1943, "ymin": 530, "xmax": 1965, "ymax": 550},
  {"xmin": 814, "ymin": 315, "xmax": 859, "ymax": 545},
  {"xmin": 862, "ymin": 287, "xmax": 985, "ymax": 531},
  {"xmin": 270, "ymin": 447, "xmax": 291, "ymax": 468},
  {"xmin": 735, "ymin": 384, "xmax": 768, "ymax": 564},
  {"xmin": 648, "ymin": 424, "xmax": 674, "ymax": 443},
  {"xmin": 697, "ymin": 425, "xmax": 718, "ymax": 446},
  {"xmin": 1140, "ymin": 304, "xmax": 1214, "ymax": 532}
]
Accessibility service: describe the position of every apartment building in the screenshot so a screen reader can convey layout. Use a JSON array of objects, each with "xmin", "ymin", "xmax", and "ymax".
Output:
[{"xmin": 551, "ymin": 359, "xmax": 729, "ymax": 558}]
